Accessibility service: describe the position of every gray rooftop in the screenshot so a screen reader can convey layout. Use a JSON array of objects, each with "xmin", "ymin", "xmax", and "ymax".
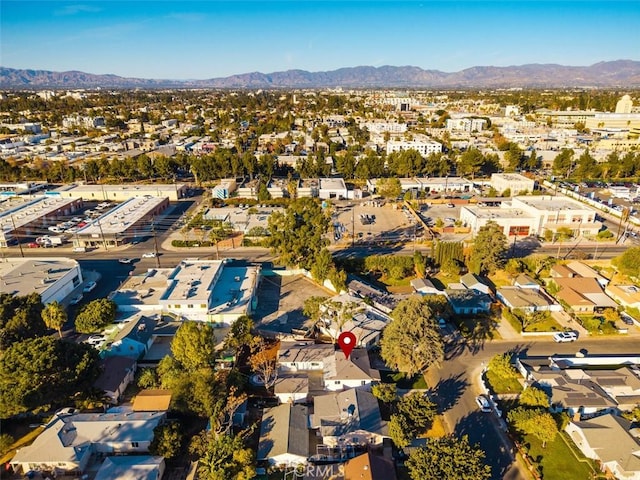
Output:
[
  {"xmin": 0, "ymin": 257, "xmax": 80, "ymax": 298},
  {"xmin": 257, "ymin": 404, "xmax": 310, "ymax": 461},
  {"xmin": 76, "ymin": 196, "xmax": 166, "ymax": 235},
  {"xmin": 312, "ymin": 389, "xmax": 386, "ymax": 439}
]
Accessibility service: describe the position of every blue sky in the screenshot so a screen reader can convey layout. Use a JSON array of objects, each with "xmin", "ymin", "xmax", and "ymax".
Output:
[{"xmin": 1, "ymin": 1, "xmax": 638, "ymax": 79}]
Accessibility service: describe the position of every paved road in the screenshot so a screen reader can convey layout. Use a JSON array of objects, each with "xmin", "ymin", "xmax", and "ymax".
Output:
[{"xmin": 429, "ymin": 337, "xmax": 640, "ymax": 480}]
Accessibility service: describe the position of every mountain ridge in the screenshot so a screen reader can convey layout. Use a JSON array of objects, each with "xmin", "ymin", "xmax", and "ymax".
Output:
[{"xmin": 2, "ymin": 61, "xmax": 640, "ymax": 89}]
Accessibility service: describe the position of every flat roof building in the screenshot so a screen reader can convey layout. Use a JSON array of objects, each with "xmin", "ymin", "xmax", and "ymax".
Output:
[
  {"xmin": 52, "ymin": 183, "xmax": 187, "ymax": 202},
  {"xmin": 74, "ymin": 196, "xmax": 169, "ymax": 247},
  {"xmin": 460, "ymin": 195, "xmax": 601, "ymax": 237},
  {"xmin": 0, "ymin": 257, "xmax": 83, "ymax": 305},
  {"xmin": 111, "ymin": 259, "xmax": 260, "ymax": 324},
  {"xmin": 0, "ymin": 196, "xmax": 83, "ymax": 247},
  {"xmin": 490, "ymin": 173, "xmax": 536, "ymax": 195}
]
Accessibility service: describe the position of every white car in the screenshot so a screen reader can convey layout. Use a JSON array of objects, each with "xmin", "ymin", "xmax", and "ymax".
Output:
[
  {"xmin": 118, "ymin": 258, "xmax": 133, "ymax": 264},
  {"xmin": 475, "ymin": 395, "xmax": 492, "ymax": 413},
  {"xmin": 86, "ymin": 334, "xmax": 105, "ymax": 345},
  {"xmin": 69, "ymin": 294, "xmax": 83, "ymax": 305},
  {"xmin": 553, "ymin": 331, "xmax": 578, "ymax": 343},
  {"xmin": 142, "ymin": 252, "xmax": 157, "ymax": 258},
  {"xmin": 83, "ymin": 281, "xmax": 97, "ymax": 293}
]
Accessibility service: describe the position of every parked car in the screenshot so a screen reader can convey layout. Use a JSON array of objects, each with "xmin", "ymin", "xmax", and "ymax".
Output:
[
  {"xmin": 142, "ymin": 252, "xmax": 157, "ymax": 258},
  {"xmin": 73, "ymin": 246, "xmax": 87, "ymax": 253},
  {"xmin": 118, "ymin": 258, "xmax": 133, "ymax": 264},
  {"xmin": 621, "ymin": 313, "xmax": 635, "ymax": 326},
  {"xmin": 553, "ymin": 331, "xmax": 578, "ymax": 343},
  {"xmin": 69, "ymin": 294, "xmax": 83, "ymax": 305},
  {"xmin": 86, "ymin": 334, "xmax": 105, "ymax": 345},
  {"xmin": 83, "ymin": 281, "xmax": 97, "ymax": 293},
  {"xmin": 475, "ymin": 395, "xmax": 492, "ymax": 413},
  {"xmin": 27, "ymin": 242, "xmax": 40, "ymax": 248}
]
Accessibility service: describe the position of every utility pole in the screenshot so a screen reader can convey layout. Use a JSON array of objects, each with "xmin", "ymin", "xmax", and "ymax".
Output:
[
  {"xmin": 97, "ymin": 218, "xmax": 108, "ymax": 251},
  {"xmin": 351, "ymin": 203, "xmax": 355, "ymax": 248},
  {"xmin": 9, "ymin": 215, "xmax": 24, "ymax": 258}
]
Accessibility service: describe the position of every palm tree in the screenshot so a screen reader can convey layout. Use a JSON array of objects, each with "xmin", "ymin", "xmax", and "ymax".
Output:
[{"xmin": 41, "ymin": 301, "xmax": 67, "ymax": 338}]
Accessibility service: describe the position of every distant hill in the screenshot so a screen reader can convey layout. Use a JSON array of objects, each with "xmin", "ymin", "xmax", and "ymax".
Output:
[{"xmin": 2, "ymin": 61, "xmax": 640, "ymax": 89}]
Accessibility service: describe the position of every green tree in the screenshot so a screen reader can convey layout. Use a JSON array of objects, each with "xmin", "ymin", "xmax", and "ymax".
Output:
[
  {"xmin": 519, "ymin": 386, "xmax": 550, "ymax": 408},
  {"xmin": 508, "ymin": 407, "xmax": 557, "ymax": 448},
  {"xmin": 552, "ymin": 148, "xmax": 575, "ymax": 177},
  {"xmin": 224, "ymin": 315, "xmax": 254, "ymax": 357},
  {"xmin": 190, "ymin": 431, "xmax": 255, "ymax": 480},
  {"xmin": 0, "ymin": 292, "xmax": 46, "ymax": 348},
  {"xmin": 371, "ymin": 383, "xmax": 397, "ymax": 403},
  {"xmin": 310, "ymin": 248, "xmax": 333, "ymax": 283},
  {"xmin": 74, "ymin": 298, "xmax": 116, "ymax": 333},
  {"xmin": 468, "ymin": 221, "xmax": 507, "ymax": 275},
  {"xmin": 406, "ymin": 435, "xmax": 492, "ymax": 480},
  {"xmin": 488, "ymin": 353, "xmax": 519, "ymax": 381},
  {"xmin": 380, "ymin": 296, "xmax": 444, "ymax": 376},
  {"xmin": 388, "ymin": 413, "xmax": 411, "ymax": 449},
  {"xmin": 268, "ymin": 197, "xmax": 330, "ymax": 269},
  {"xmin": 303, "ymin": 296, "xmax": 329, "ymax": 322},
  {"xmin": 0, "ymin": 433, "xmax": 14, "ymax": 456},
  {"xmin": 376, "ymin": 177, "xmax": 402, "ymax": 199},
  {"xmin": 137, "ymin": 368, "xmax": 160, "ymax": 389},
  {"xmin": 612, "ymin": 246, "xmax": 640, "ymax": 278},
  {"xmin": 150, "ymin": 422, "xmax": 183, "ymax": 459},
  {"xmin": 171, "ymin": 321, "xmax": 217, "ymax": 371},
  {"xmin": 41, "ymin": 301, "xmax": 67, "ymax": 338},
  {"xmin": 397, "ymin": 391, "xmax": 437, "ymax": 435},
  {"xmin": 0, "ymin": 337, "xmax": 101, "ymax": 418}
]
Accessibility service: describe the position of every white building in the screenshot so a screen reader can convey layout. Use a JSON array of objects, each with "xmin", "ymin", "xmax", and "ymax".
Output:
[
  {"xmin": 616, "ymin": 94, "xmax": 634, "ymax": 114},
  {"xmin": 10, "ymin": 410, "xmax": 165, "ymax": 475},
  {"xmin": 490, "ymin": 173, "xmax": 536, "ymax": 195},
  {"xmin": 446, "ymin": 117, "xmax": 487, "ymax": 132},
  {"xmin": 386, "ymin": 139, "xmax": 442, "ymax": 157},
  {"xmin": 53, "ymin": 183, "xmax": 188, "ymax": 202},
  {"xmin": 110, "ymin": 259, "xmax": 260, "ymax": 325},
  {"xmin": 360, "ymin": 121, "xmax": 407, "ymax": 134},
  {"xmin": 460, "ymin": 195, "xmax": 601, "ymax": 237},
  {"xmin": 319, "ymin": 177, "xmax": 348, "ymax": 200},
  {"xmin": 212, "ymin": 178, "xmax": 237, "ymax": 199},
  {"xmin": 0, "ymin": 257, "xmax": 83, "ymax": 305}
]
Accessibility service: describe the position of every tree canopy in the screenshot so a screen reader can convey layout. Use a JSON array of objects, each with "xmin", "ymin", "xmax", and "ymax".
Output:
[
  {"xmin": 468, "ymin": 221, "xmax": 507, "ymax": 275},
  {"xmin": 380, "ymin": 296, "xmax": 443, "ymax": 376},
  {"xmin": 0, "ymin": 292, "xmax": 46, "ymax": 349},
  {"xmin": 171, "ymin": 321, "xmax": 217, "ymax": 371},
  {"xmin": 612, "ymin": 246, "xmax": 640, "ymax": 279},
  {"xmin": 74, "ymin": 298, "xmax": 116, "ymax": 333},
  {"xmin": 268, "ymin": 197, "xmax": 330, "ymax": 269},
  {"xmin": 0, "ymin": 336, "xmax": 101, "ymax": 418},
  {"xmin": 190, "ymin": 431, "xmax": 255, "ymax": 480},
  {"xmin": 406, "ymin": 435, "xmax": 492, "ymax": 480}
]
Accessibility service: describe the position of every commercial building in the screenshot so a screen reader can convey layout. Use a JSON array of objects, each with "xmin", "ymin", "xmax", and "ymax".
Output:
[
  {"xmin": 74, "ymin": 196, "xmax": 169, "ymax": 248},
  {"xmin": 52, "ymin": 183, "xmax": 187, "ymax": 202},
  {"xmin": 367, "ymin": 176, "xmax": 474, "ymax": 195},
  {"xmin": 490, "ymin": 173, "xmax": 536, "ymax": 195},
  {"xmin": 0, "ymin": 196, "xmax": 83, "ymax": 247},
  {"xmin": 319, "ymin": 177, "xmax": 348, "ymax": 200},
  {"xmin": 110, "ymin": 259, "xmax": 260, "ymax": 325},
  {"xmin": 460, "ymin": 195, "xmax": 601, "ymax": 237},
  {"xmin": 386, "ymin": 139, "xmax": 442, "ymax": 157},
  {"xmin": 0, "ymin": 257, "xmax": 83, "ymax": 305},
  {"xmin": 446, "ymin": 117, "xmax": 487, "ymax": 132},
  {"xmin": 212, "ymin": 178, "xmax": 237, "ymax": 199}
]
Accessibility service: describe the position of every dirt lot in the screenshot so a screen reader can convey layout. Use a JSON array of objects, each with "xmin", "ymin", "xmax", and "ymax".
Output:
[
  {"xmin": 333, "ymin": 202, "xmax": 418, "ymax": 244},
  {"xmin": 253, "ymin": 274, "xmax": 332, "ymax": 336}
]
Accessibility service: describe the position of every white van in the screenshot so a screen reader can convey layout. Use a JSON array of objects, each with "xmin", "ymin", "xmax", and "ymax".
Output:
[{"xmin": 73, "ymin": 246, "xmax": 87, "ymax": 253}]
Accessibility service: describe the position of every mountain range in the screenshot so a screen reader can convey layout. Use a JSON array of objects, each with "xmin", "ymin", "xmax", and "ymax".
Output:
[{"xmin": 1, "ymin": 60, "xmax": 640, "ymax": 89}]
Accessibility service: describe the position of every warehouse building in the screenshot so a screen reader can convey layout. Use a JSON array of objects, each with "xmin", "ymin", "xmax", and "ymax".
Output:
[{"xmin": 52, "ymin": 183, "xmax": 187, "ymax": 202}]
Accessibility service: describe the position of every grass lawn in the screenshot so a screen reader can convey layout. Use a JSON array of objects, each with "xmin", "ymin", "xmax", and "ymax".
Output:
[
  {"xmin": 485, "ymin": 370, "xmax": 523, "ymax": 394},
  {"xmin": 522, "ymin": 432, "xmax": 601, "ymax": 480},
  {"xmin": 489, "ymin": 270, "xmax": 514, "ymax": 288},
  {"xmin": 423, "ymin": 415, "xmax": 447, "ymax": 438},
  {"xmin": 524, "ymin": 316, "xmax": 563, "ymax": 333},
  {"xmin": 381, "ymin": 371, "xmax": 428, "ymax": 389}
]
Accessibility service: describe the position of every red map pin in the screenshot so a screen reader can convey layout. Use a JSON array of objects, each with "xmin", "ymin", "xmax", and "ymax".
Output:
[{"xmin": 337, "ymin": 331, "xmax": 357, "ymax": 359}]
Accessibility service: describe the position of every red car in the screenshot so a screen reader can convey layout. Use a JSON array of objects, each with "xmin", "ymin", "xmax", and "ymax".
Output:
[{"xmin": 27, "ymin": 242, "xmax": 40, "ymax": 248}]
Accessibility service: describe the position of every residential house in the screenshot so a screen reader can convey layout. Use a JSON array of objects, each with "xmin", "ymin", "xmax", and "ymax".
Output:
[
  {"xmin": 311, "ymin": 389, "xmax": 388, "ymax": 447},
  {"xmin": 342, "ymin": 452, "xmax": 398, "ymax": 480},
  {"xmin": 257, "ymin": 404, "xmax": 310, "ymax": 466},
  {"xmin": 274, "ymin": 376, "xmax": 310, "ymax": 404},
  {"xmin": 278, "ymin": 342, "xmax": 334, "ymax": 372},
  {"xmin": 514, "ymin": 274, "xmax": 539, "ymax": 290},
  {"xmin": 517, "ymin": 357, "xmax": 640, "ymax": 415},
  {"xmin": 317, "ymin": 294, "xmax": 392, "ymax": 348},
  {"xmin": 10, "ymin": 410, "xmax": 165, "ymax": 475},
  {"xmin": 410, "ymin": 278, "xmax": 442, "ymax": 295},
  {"xmin": 94, "ymin": 456, "xmax": 165, "ymax": 480},
  {"xmin": 460, "ymin": 273, "xmax": 493, "ymax": 296},
  {"xmin": 550, "ymin": 261, "xmax": 609, "ymax": 288},
  {"xmin": 565, "ymin": 414, "xmax": 640, "ymax": 480},
  {"xmin": 93, "ymin": 356, "xmax": 137, "ymax": 404},
  {"xmin": 551, "ymin": 277, "xmax": 617, "ymax": 314},
  {"xmin": 496, "ymin": 287, "xmax": 562, "ymax": 313},
  {"xmin": 132, "ymin": 389, "xmax": 173, "ymax": 412},
  {"xmin": 103, "ymin": 315, "xmax": 157, "ymax": 360},
  {"xmin": 445, "ymin": 288, "xmax": 492, "ymax": 315},
  {"xmin": 324, "ymin": 349, "xmax": 381, "ymax": 391},
  {"xmin": 605, "ymin": 284, "xmax": 640, "ymax": 309}
]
